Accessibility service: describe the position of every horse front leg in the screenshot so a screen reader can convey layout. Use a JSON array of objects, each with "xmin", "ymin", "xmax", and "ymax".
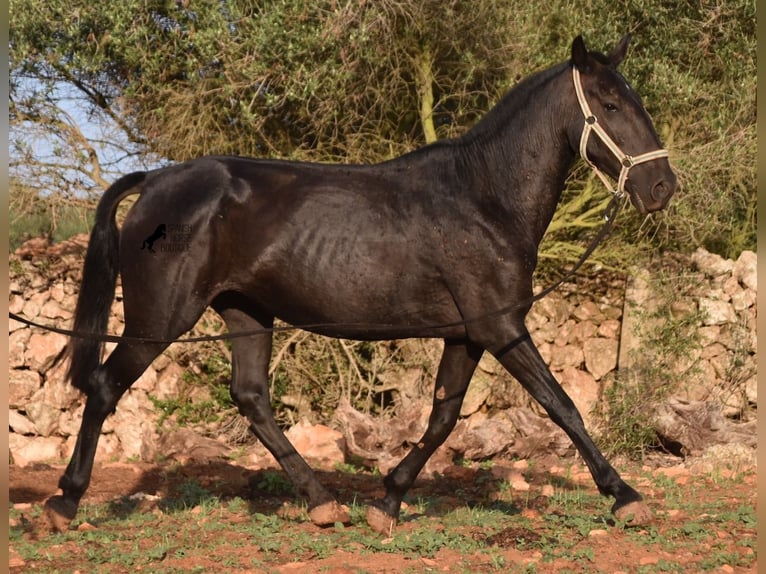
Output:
[
  {"xmin": 366, "ymin": 339, "xmax": 482, "ymax": 534},
  {"xmin": 492, "ymin": 330, "xmax": 652, "ymax": 524}
]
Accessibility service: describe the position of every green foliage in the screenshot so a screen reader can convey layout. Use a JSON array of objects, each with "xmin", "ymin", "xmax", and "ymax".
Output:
[
  {"xmin": 267, "ymin": 332, "xmax": 434, "ymax": 426},
  {"xmin": 10, "ymin": 0, "xmax": 755, "ymax": 258},
  {"xmin": 9, "ymin": 179, "xmax": 94, "ymax": 250},
  {"xmin": 149, "ymin": 353, "xmax": 234, "ymax": 428},
  {"xmin": 10, "ymin": 0, "xmax": 518, "ymax": 163},
  {"xmin": 595, "ymin": 267, "xmax": 707, "ymax": 457}
]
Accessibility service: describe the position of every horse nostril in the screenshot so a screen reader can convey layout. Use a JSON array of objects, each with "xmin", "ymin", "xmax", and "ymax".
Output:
[{"xmin": 651, "ymin": 180, "xmax": 674, "ymax": 204}]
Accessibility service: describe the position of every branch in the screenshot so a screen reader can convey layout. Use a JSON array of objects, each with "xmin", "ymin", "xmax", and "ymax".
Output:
[
  {"xmin": 11, "ymin": 103, "xmax": 111, "ymax": 190},
  {"xmin": 414, "ymin": 46, "xmax": 438, "ymax": 144},
  {"xmin": 49, "ymin": 62, "xmax": 146, "ymax": 147}
]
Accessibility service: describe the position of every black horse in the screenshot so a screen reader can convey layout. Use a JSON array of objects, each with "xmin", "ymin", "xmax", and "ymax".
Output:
[{"xmin": 46, "ymin": 35, "xmax": 676, "ymax": 534}]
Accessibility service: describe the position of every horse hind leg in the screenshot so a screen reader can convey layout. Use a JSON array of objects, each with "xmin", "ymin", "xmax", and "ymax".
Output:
[
  {"xmin": 367, "ymin": 339, "xmax": 482, "ymax": 534},
  {"xmin": 217, "ymin": 303, "xmax": 349, "ymax": 526},
  {"xmin": 43, "ymin": 339, "xmax": 170, "ymax": 532}
]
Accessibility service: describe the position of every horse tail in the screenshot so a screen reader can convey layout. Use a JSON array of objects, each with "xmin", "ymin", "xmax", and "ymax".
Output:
[{"xmin": 65, "ymin": 171, "xmax": 147, "ymax": 393}]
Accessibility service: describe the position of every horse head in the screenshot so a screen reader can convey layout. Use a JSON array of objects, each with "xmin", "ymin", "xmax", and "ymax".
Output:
[{"xmin": 569, "ymin": 35, "xmax": 677, "ymax": 214}]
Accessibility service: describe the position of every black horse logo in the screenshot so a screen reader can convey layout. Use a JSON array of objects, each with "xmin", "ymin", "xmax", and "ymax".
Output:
[{"xmin": 141, "ymin": 224, "xmax": 167, "ymax": 253}]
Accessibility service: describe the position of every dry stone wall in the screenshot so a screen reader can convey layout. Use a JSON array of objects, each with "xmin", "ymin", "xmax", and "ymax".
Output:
[{"xmin": 8, "ymin": 235, "xmax": 757, "ymax": 467}]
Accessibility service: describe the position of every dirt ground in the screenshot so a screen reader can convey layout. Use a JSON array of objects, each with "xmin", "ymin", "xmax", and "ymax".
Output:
[{"xmin": 9, "ymin": 454, "xmax": 757, "ymax": 573}]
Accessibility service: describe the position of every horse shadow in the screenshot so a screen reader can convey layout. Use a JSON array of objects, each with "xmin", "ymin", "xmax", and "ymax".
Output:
[{"xmin": 10, "ymin": 458, "xmax": 587, "ymax": 535}]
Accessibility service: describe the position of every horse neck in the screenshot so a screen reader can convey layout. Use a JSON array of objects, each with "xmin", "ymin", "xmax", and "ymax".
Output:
[{"xmin": 458, "ymin": 62, "xmax": 579, "ymax": 245}]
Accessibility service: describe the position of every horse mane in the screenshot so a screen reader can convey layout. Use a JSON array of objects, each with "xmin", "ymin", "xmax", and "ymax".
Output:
[{"xmin": 460, "ymin": 60, "xmax": 571, "ymax": 145}]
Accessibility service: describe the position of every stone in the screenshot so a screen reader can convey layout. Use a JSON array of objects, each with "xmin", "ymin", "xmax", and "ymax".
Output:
[
  {"xmin": 700, "ymin": 342, "xmax": 727, "ymax": 360},
  {"xmin": 40, "ymin": 299, "xmax": 71, "ymax": 320},
  {"xmin": 25, "ymin": 332, "xmax": 68, "ymax": 372},
  {"xmin": 158, "ymin": 429, "xmax": 231, "ymax": 463},
  {"xmin": 691, "ymin": 247, "xmax": 734, "ymax": 277},
  {"xmin": 152, "ymin": 352, "xmax": 173, "ymax": 372},
  {"xmin": 697, "ymin": 325, "xmax": 721, "ymax": 347},
  {"xmin": 745, "ymin": 375, "xmax": 757, "ymax": 404},
  {"xmin": 536, "ymin": 341, "xmax": 552, "ymax": 366},
  {"xmin": 548, "ymin": 344, "xmax": 583, "ymax": 370},
  {"xmin": 50, "ymin": 283, "xmax": 66, "ymax": 302},
  {"xmin": 58, "ymin": 404, "xmax": 86, "ymax": 437},
  {"xmin": 9, "ymin": 434, "xmax": 64, "ymax": 467},
  {"xmin": 8, "ymin": 315, "xmax": 26, "ymax": 334},
  {"xmin": 9, "ymin": 293, "xmax": 25, "ymax": 313},
  {"xmin": 558, "ymin": 367, "xmax": 598, "ymax": 427},
  {"xmin": 21, "ymin": 298, "xmax": 41, "ymax": 320},
  {"xmin": 554, "ymin": 319, "xmax": 576, "ymax": 347},
  {"xmin": 25, "ymin": 396, "xmax": 60, "ymax": 437},
  {"xmin": 60, "ymin": 433, "xmax": 97, "ymax": 462},
  {"xmin": 573, "ymin": 301, "xmax": 604, "ymax": 322},
  {"xmin": 133, "ymin": 365, "xmax": 158, "ymax": 393},
  {"xmin": 597, "ymin": 319, "xmax": 621, "ymax": 339},
  {"xmin": 9, "ymin": 410, "xmax": 37, "ymax": 435},
  {"xmin": 154, "ymin": 362, "xmax": 184, "ymax": 399},
  {"xmin": 9, "ymin": 329, "xmax": 30, "ymax": 368},
  {"xmin": 709, "ymin": 353, "xmax": 730, "ymax": 380},
  {"xmin": 460, "ymin": 371, "xmax": 492, "ymax": 416},
  {"xmin": 679, "ymin": 360, "xmax": 714, "ymax": 401},
  {"xmin": 619, "ymin": 268, "xmax": 652, "ymax": 372},
  {"xmin": 477, "ymin": 354, "xmax": 502, "ymax": 375},
  {"xmin": 109, "ymin": 391, "xmax": 160, "ymax": 460},
  {"xmin": 41, "ymin": 376, "xmax": 82, "ymax": 409},
  {"xmin": 285, "ymin": 421, "xmax": 346, "ymax": 469},
  {"xmin": 730, "ymin": 288, "xmax": 756, "ymax": 312},
  {"xmin": 698, "ymin": 298, "xmax": 736, "ymax": 326},
  {"xmin": 9, "ymin": 369, "xmax": 42, "ymax": 408},
  {"xmin": 721, "ymin": 276, "xmax": 740, "ymax": 298},
  {"xmin": 732, "ymin": 250, "xmax": 756, "ymax": 290},
  {"xmin": 453, "ymin": 411, "xmax": 518, "ymax": 461},
  {"xmin": 568, "ymin": 320, "xmax": 597, "ymax": 345},
  {"xmin": 525, "ymin": 309, "xmax": 548, "ymax": 334},
  {"xmin": 583, "ymin": 337, "xmax": 618, "ymax": 380},
  {"xmin": 91, "ymin": 433, "xmax": 123, "ymax": 462},
  {"xmin": 533, "ymin": 321, "xmax": 559, "ymax": 344},
  {"xmin": 114, "ymin": 415, "xmax": 158, "ymax": 461},
  {"xmin": 687, "ymin": 443, "xmax": 756, "ymax": 474},
  {"xmin": 532, "ymin": 296, "xmax": 570, "ymax": 327}
]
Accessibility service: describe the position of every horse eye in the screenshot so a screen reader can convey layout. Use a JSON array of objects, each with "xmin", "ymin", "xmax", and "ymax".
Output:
[{"xmin": 604, "ymin": 103, "xmax": 619, "ymax": 112}]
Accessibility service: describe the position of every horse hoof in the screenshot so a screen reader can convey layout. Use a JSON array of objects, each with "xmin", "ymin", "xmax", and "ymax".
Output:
[
  {"xmin": 307, "ymin": 501, "xmax": 350, "ymax": 526},
  {"xmin": 42, "ymin": 496, "xmax": 78, "ymax": 533},
  {"xmin": 614, "ymin": 500, "xmax": 653, "ymax": 525},
  {"xmin": 366, "ymin": 505, "xmax": 397, "ymax": 536}
]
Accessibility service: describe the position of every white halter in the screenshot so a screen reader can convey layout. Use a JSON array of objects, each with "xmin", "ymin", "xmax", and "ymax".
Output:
[{"xmin": 572, "ymin": 66, "xmax": 669, "ymax": 198}]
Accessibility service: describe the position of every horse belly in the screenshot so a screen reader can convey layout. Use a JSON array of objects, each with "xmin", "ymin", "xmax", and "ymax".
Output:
[{"xmin": 242, "ymin": 240, "xmax": 461, "ymax": 338}]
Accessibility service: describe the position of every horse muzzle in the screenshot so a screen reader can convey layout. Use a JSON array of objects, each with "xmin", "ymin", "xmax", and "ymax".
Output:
[{"xmin": 628, "ymin": 167, "xmax": 677, "ymax": 215}]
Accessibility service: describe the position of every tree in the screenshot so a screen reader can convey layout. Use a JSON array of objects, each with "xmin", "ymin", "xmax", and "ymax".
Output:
[{"xmin": 10, "ymin": 0, "xmax": 756, "ymax": 259}]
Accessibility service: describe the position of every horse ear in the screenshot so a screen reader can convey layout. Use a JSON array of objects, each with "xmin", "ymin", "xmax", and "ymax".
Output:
[
  {"xmin": 571, "ymin": 35, "xmax": 589, "ymax": 71},
  {"xmin": 608, "ymin": 34, "xmax": 631, "ymax": 67}
]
